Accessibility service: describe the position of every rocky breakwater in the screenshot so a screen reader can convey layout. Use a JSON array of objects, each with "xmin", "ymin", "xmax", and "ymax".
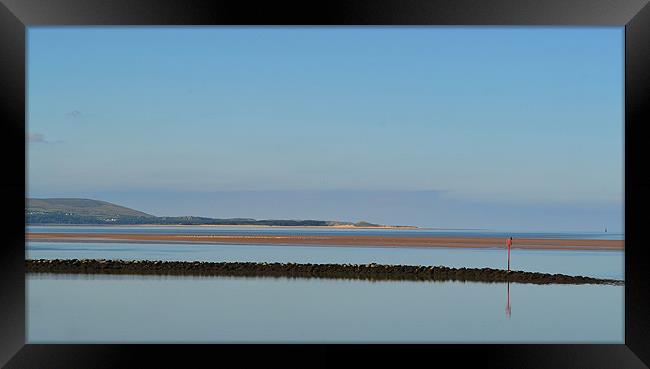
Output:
[{"xmin": 25, "ymin": 259, "xmax": 623, "ymax": 285}]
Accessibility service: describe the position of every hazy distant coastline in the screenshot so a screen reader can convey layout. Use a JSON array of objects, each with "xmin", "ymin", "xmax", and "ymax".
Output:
[{"xmin": 26, "ymin": 198, "xmax": 416, "ymax": 229}]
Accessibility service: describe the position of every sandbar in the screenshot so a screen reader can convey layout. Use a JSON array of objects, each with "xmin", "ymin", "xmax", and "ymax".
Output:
[{"xmin": 26, "ymin": 232, "xmax": 624, "ymax": 251}]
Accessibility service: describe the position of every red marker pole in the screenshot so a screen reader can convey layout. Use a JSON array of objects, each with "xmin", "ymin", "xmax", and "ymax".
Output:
[{"xmin": 507, "ymin": 238, "xmax": 511, "ymax": 271}]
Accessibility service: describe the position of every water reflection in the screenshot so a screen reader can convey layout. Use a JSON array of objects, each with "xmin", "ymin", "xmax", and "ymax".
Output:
[
  {"xmin": 505, "ymin": 282, "xmax": 512, "ymax": 318},
  {"xmin": 26, "ymin": 273, "xmax": 623, "ymax": 343}
]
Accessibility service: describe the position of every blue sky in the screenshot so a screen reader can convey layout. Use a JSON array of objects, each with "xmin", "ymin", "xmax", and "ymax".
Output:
[{"xmin": 27, "ymin": 27, "xmax": 624, "ymax": 231}]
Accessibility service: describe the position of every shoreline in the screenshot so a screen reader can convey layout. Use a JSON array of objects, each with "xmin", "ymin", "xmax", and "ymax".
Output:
[
  {"xmin": 25, "ymin": 259, "xmax": 623, "ymax": 285},
  {"xmin": 26, "ymin": 232, "xmax": 624, "ymax": 251},
  {"xmin": 28, "ymin": 223, "xmax": 419, "ymax": 230}
]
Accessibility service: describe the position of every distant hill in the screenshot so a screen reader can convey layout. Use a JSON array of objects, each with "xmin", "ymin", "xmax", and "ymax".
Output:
[
  {"xmin": 26, "ymin": 198, "xmax": 400, "ymax": 227},
  {"xmin": 27, "ymin": 198, "xmax": 154, "ymax": 218}
]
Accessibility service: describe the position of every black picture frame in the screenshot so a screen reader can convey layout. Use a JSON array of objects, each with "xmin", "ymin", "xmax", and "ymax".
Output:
[{"xmin": 2, "ymin": 0, "xmax": 649, "ymax": 367}]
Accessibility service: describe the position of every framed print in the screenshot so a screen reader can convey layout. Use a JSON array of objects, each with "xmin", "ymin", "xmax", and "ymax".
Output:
[{"xmin": 1, "ymin": 0, "xmax": 649, "ymax": 367}]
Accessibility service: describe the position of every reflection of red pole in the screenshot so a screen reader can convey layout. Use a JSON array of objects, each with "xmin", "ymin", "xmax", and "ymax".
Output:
[{"xmin": 506, "ymin": 282, "xmax": 511, "ymax": 317}]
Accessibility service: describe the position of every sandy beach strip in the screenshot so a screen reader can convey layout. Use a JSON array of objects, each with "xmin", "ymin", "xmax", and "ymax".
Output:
[{"xmin": 26, "ymin": 232, "xmax": 624, "ymax": 251}]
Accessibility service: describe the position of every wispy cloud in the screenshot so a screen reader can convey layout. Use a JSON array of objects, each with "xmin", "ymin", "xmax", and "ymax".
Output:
[
  {"xmin": 66, "ymin": 110, "xmax": 81, "ymax": 119},
  {"xmin": 27, "ymin": 133, "xmax": 63, "ymax": 144},
  {"xmin": 28, "ymin": 133, "xmax": 48, "ymax": 143}
]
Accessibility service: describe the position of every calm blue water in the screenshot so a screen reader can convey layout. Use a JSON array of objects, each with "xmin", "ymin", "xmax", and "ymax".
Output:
[
  {"xmin": 26, "ymin": 225, "xmax": 624, "ymax": 343},
  {"xmin": 27, "ymin": 274, "xmax": 623, "ymax": 343},
  {"xmin": 27, "ymin": 225, "xmax": 624, "ymax": 240},
  {"xmin": 27, "ymin": 241, "xmax": 623, "ymax": 280}
]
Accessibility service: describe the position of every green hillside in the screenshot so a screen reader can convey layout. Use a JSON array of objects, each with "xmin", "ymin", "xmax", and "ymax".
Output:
[
  {"xmin": 27, "ymin": 198, "xmax": 154, "ymax": 218},
  {"xmin": 26, "ymin": 197, "xmax": 392, "ymax": 227}
]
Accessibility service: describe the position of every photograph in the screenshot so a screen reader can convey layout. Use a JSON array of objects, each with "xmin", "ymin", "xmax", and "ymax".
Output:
[{"xmin": 24, "ymin": 26, "xmax": 625, "ymax": 343}]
